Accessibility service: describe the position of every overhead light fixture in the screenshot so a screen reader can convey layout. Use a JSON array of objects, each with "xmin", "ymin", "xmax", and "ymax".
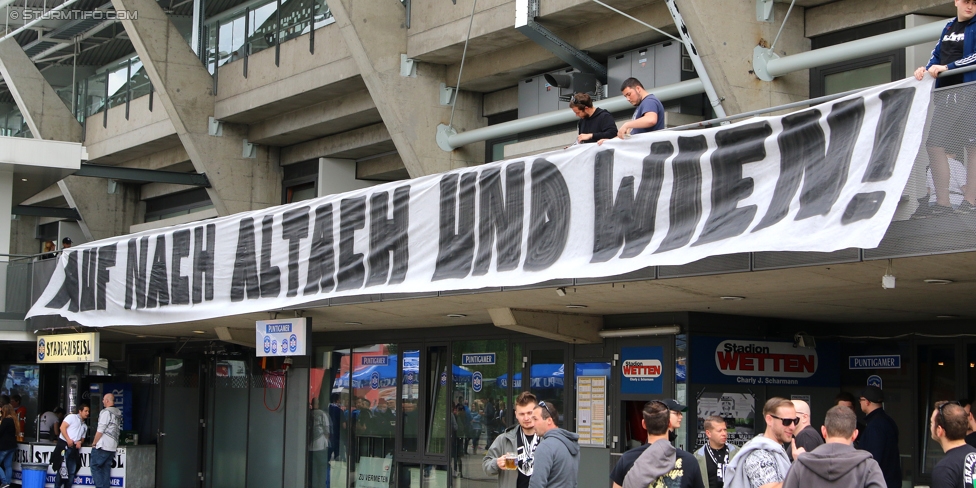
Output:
[
  {"xmin": 924, "ymin": 279, "xmax": 954, "ymax": 285},
  {"xmin": 192, "ymin": 330, "xmax": 206, "ymax": 334},
  {"xmin": 720, "ymin": 296, "xmax": 745, "ymax": 301},
  {"xmin": 21, "ymin": 178, "xmax": 27, "ymax": 182},
  {"xmin": 938, "ymin": 361, "xmax": 945, "ymax": 366},
  {"xmin": 345, "ymin": 321, "xmax": 362, "ymax": 326},
  {"xmin": 447, "ymin": 313, "xmax": 467, "ymax": 318},
  {"xmin": 555, "ymin": 287, "xmax": 567, "ymax": 297},
  {"xmin": 136, "ymin": 335, "xmax": 146, "ymax": 338},
  {"xmin": 937, "ymin": 315, "xmax": 958, "ymax": 319},
  {"xmin": 565, "ymin": 304, "xmax": 587, "ymax": 309},
  {"xmin": 598, "ymin": 326, "xmax": 681, "ymax": 338}
]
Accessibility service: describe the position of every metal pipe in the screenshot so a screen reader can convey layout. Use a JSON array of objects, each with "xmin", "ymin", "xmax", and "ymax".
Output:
[
  {"xmin": 762, "ymin": 19, "xmax": 947, "ymax": 79},
  {"xmin": 436, "ymin": 78, "xmax": 704, "ymax": 151},
  {"xmin": 30, "ymin": 20, "xmax": 115, "ymax": 62},
  {"xmin": 664, "ymin": 0, "xmax": 726, "ymax": 118},
  {"xmin": 0, "ymin": 0, "xmax": 84, "ymax": 43}
]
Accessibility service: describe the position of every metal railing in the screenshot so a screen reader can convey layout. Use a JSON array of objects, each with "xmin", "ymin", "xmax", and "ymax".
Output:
[{"xmin": 0, "ymin": 253, "xmax": 59, "ymax": 318}]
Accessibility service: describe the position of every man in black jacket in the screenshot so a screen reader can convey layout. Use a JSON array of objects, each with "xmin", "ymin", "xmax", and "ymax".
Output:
[
  {"xmin": 570, "ymin": 93, "xmax": 617, "ymax": 144},
  {"xmin": 857, "ymin": 386, "xmax": 901, "ymax": 488}
]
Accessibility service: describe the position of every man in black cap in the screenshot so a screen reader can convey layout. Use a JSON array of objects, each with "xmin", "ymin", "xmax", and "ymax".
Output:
[
  {"xmin": 61, "ymin": 237, "xmax": 72, "ymax": 250},
  {"xmin": 857, "ymin": 386, "xmax": 901, "ymax": 488},
  {"xmin": 663, "ymin": 399, "xmax": 687, "ymax": 445}
]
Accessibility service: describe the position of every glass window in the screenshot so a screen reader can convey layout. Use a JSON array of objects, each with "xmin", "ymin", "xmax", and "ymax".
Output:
[
  {"xmin": 452, "ymin": 340, "xmax": 508, "ymax": 481},
  {"xmin": 218, "ymin": 16, "xmax": 247, "ymax": 66},
  {"xmin": 401, "ymin": 349, "xmax": 421, "ymax": 454},
  {"xmin": 247, "ymin": 2, "xmax": 278, "ymax": 56},
  {"xmin": 351, "ymin": 345, "xmax": 397, "ymax": 468},
  {"xmin": 824, "ymin": 62, "xmax": 892, "ymax": 96},
  {"xmin": 311, "ymin": 347, "xmax": 350, "ymax": 488},
  {"xmin": 528, "ymin": 349, "xmax": 565, "ymax": 425},
  {"xmin": 920, "ymin": 345, "xmax": 955, "ymax": 474},
  {"xmin": 426, "ymin": 345, "xmax": 448, "ymax": 456},
  {"xmin": 675, "ymin": 334, "xmax": 688, "ymax": 450},
  {"xmin": 85, "ymin": 74, "xmax": 106, "ymax": 117}
]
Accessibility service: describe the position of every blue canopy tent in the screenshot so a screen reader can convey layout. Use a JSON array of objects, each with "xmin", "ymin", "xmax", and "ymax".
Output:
[
  {"xmin": 334, "ymin": 353, "xmax": 472, "ymax": 389},
  {"xmin": 495, "ymin": 364, "xmax": 565, "ymax": 389}
]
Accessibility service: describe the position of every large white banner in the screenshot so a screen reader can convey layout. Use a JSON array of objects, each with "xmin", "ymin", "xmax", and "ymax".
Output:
[{"xmin": 28, "ymin": 78, "xmax": 934, "ymax": 326}]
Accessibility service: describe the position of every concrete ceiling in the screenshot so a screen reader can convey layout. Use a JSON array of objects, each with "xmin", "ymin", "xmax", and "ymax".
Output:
[{"xmin": 89, "ymin": 251, "xmax": 976, "ymax": 344}]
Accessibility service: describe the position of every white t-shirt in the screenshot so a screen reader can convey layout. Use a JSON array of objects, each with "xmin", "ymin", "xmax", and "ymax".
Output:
[
  {"xmin": 59, "ymin": 413, "xmax": 88, "ymax": 444},
  {"xmin": 38, "ymin": 412, "xmax": 59, "ymax": 436}
]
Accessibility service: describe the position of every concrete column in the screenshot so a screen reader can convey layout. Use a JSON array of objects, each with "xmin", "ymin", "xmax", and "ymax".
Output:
[
  {"xmin": 675, "ymin": 0, "xmax": 810, "ymax": 114},
  {"xmin": 0, "ymin": 38, "xmax": 83, "ymax": 142},
  {"xmin": 58, "ymin": 178, "xmax": 140, "ymax": 241},
  {"xmin": 318, "ymin": 158, "xmax": 376, "ymax": 197},
  {"xmin": 0, "ymin": 170, "xmax": 12, "ymax": 312},
  {"xmin": 329, "ymin": 0, "xmax": 485, "ymax": 178},
  {"xmin": 112, "ymin": 0, "xmax": 280, "ymax": 216}
]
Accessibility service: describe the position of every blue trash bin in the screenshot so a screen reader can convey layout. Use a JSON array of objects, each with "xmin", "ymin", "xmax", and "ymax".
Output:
[{"xmin": 20, "ymin": 463, "xmax": 48, "ymax": 488}]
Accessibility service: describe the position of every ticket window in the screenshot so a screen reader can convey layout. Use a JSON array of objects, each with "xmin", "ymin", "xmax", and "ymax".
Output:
[{"xmin": 614, "ymin": 337, "xmax": 675, "ymax": 453}]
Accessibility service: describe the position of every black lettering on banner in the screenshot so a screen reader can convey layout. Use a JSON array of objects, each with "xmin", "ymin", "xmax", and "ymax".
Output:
[
  {"xmin": 337, "ymin": 197, "xmax": 366, "ymax": 291},
  {"xmin": 841, "ymin": 89, "xmax": 916, "ymax": 224},
  {"xmin": 862, "ymin": 88, "xmax": 915, "ymax": 182},
  {"xmin": 592, "ymin": 145, "xmax": 667, "ymax": 262},
  {"xmin": 474, "ymin": 164, "xmax": 524, "ymax": 275},
  {"xmin": 282, "ymin": 207, "xmax": 310, "ymax": 297},
  {"xmin": 146, "ymin": 235, "xmax": 170, "ymax": 308},
  {"xmin": 525, "ymin": 159, "xmax": 570, "ymax": 271},
  {"xmin": 259, "ymin": 216, "xmax": 281, "ymax": 297},
  {"xmin": 231, "ymin": 218, "xmax": 260, "ymax": 301},
  {"xmin": 80, "ymin": 249, "xmax": 96, "ymax": 312},
  {"xmin": 304, "ymin": 204, "xmax": 336, "ymax": 295},
  {"xmin": 656, "ymin": 136, "xmax": 706, "ymax": 253},
  {"xmin": 366, "ymin": 186, "xmax": 410, "ymax": 287},
  {"xmin": 755, "ymin": 99, "xmax": 865, "ymax": 230},
  {"xmin": 695, "ymin": 122, "xmax": 772, "ymax": 246},
  {"xmin": 433, "ymin": 173, "xmax": 477, "ymax": 280},
  {"xmin": 842, "ymin": 191, "xmax": 886, "ymax": 224},
  {"xmin": 170, "ymin": 229, "xmax": 191, "ymax": 305},
  {"xmin": 192, "ymin": 224, "xmax": 215, "ymax": 304},
  {"xmin": 95, "ymin": 244, "xmax": 116, "ymax": 310},
  {"xmin": 46, "ymin": 251, "xmax": 79, "ymax": 312},
  {"xmin": 125, "ymin": 237, "xmax": 149, "ymax": 310}
]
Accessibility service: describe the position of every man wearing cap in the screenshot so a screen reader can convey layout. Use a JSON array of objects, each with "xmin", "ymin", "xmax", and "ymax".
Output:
[
  {"xmin": 665, "ymin": 399, "xmax": 687, "ymax": 445},
  {"xmin": 61, "ymin": 237, "xmax": 72, "ymax": 250},
  {"xmin": 857, "ymin": 386, "xmax": 900, "ymax": 488}
]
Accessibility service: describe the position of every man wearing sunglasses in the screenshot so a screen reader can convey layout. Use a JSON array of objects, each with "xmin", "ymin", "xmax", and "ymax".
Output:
[
  {"xmin": 528, "ymin": 401, "xmax": 579, "ymax": 488},
  {"xmin": 856, "ymin": 386, "xmax": 900, "ymax": 488},
  {"xmin": 726, "ymin": 398, "xmax": 795, "ymax": 488},
  {"xmin": 930, "ymin": 400, "xmax": 976, "ymax": 488}
]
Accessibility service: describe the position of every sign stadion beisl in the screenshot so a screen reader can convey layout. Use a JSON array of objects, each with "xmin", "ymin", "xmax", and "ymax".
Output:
[{"xmin": 37, "ymin": 332, "xmax": 100, "ymax": 363}]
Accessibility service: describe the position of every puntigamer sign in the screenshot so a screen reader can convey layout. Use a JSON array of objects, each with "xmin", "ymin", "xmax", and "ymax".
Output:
[{"xmin": 37, "ymin": 332, "xmax": 100, "ymax": 363}]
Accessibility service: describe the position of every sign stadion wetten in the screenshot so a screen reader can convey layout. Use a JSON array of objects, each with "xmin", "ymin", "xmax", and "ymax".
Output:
[{"xmin": 37, "ymin": 333, "xmax": 100, "ymax": 363}]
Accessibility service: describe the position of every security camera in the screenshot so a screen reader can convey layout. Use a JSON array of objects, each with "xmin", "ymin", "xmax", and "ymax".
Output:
[{"xmin": 793, "ymin": 332, "xmax": 816, "ymax": 349}]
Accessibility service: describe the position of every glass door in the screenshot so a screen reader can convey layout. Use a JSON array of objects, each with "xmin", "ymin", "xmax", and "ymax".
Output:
[
  {"xmin": 156, "ymin": 356, "xmax": 203, "ymax": 488},
  {"xmin": 451, "ymin": 340, "xmax": 509, "ymax": 486}
]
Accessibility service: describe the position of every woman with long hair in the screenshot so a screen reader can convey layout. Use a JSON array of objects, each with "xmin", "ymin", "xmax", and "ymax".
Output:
[{"xmin": 0, "ymin": 403, "xmax": 20, "ymax": 488}]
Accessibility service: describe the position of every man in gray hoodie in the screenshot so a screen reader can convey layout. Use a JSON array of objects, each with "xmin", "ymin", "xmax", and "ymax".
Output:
[
  {"xmin": 782, "ymin": 405, "xmax": 885, "ymax": 488},
  {"xmin": 91, "ymin": 393, "xmax": 123, "ymax": 488},
  {"xmin": 528, "ymin": 400, "xmax": 579, "ymax": 488}
]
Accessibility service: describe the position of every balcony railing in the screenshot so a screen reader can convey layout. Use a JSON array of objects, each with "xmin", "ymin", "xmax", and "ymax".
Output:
[
  {"xmin": 202, "ymin": 0, "xmax": 332, "ymax": 75},
  {"xmin": 0, "ymin": 254, "xmax": 58, "ymax": 319}
]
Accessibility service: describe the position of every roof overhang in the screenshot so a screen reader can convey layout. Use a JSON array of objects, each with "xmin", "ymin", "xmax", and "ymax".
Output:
[{"xmin": 0, "ymin": 136, "xmax": 84, "ymax": 203}]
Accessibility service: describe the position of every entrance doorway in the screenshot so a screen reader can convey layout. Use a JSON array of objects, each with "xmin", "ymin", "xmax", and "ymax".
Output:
[{"xmin": 612, "ymin": 336, "xmax": 676, "ymax": 454}]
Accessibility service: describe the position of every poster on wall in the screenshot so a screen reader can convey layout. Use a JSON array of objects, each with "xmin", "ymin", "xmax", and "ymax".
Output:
[
  {"xmin": 620, "ymin": 346, "xmax": 664, "ymax": 395},
  {"xmin": 576, "ymin": 376, "xmax": 607, "ymax": 446},
  {"xmin": 691, "ymin": 337, "xmax": 839, "ymax": 387},
  {"xmin": 695, "ymin": 392, "xmax": 756, "ymax": 449}
]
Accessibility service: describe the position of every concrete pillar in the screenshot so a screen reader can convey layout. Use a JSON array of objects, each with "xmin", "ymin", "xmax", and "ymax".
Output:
[
  {"xmin": 112, "ymin": 0, "xmax": 280, "ymax": 216},
  {"xmin": 329, "ymin": 0, "xmax": 485, "ymax": 178},
  {"xmin": 58, "ymin": 178, "xmax": 140, "ymax": 241},
  {"xmin": 0, "ymin": 38, "xmax": 83, "ymax": 142},
  {"xmin": 676, "ymin": 0, "xmax": 810, "ymax": 114},
  {"xmin": 0, "ymin": 170, "xmax": 11, "ymax": 311}
]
